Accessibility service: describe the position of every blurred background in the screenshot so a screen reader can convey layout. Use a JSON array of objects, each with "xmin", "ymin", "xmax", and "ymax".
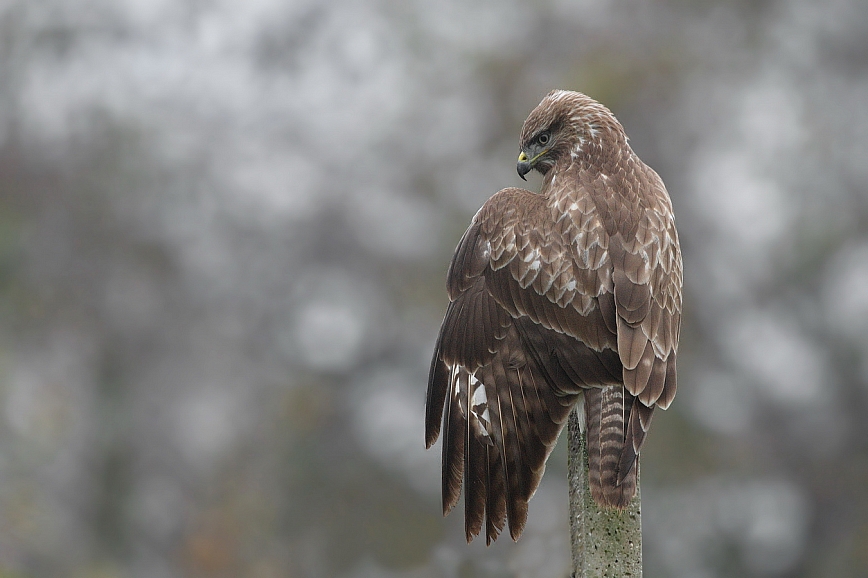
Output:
[{"xmin": 0, "ymin": 0, "xmax": 867, "ymax": 576}]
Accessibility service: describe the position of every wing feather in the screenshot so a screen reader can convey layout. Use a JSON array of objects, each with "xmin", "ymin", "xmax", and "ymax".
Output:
[
  {"xmin": 426, "ymin": 186, "xmax": 622, "ymax": 541},
  {"xmin": 464, "ymin": 372, "xmax": 487, "ymax": 541},
  {"xmin": 441, "ymin": 366, "xmax": 464, "ymax": 514}
]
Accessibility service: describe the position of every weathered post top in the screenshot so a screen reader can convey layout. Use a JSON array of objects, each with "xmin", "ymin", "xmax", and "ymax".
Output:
[{"xmin": 569, "ymin": 409, "xmax": 643, "ymax": 578}]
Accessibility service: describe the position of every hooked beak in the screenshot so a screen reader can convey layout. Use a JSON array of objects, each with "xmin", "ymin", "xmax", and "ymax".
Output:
[{"xmin": 517, "ymin": 151, "xmax": 532, "ymax": 180}]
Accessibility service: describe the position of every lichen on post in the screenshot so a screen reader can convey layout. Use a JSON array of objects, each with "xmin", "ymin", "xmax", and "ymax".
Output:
[{"xmin": 568, "ymin": 409, "xmax": 643, "ymax": 578}]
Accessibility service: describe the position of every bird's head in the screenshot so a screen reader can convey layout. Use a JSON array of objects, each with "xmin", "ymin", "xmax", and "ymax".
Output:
[{"xmin": 517, "ymin": 90, "xmax": 624, "ymax": 180}]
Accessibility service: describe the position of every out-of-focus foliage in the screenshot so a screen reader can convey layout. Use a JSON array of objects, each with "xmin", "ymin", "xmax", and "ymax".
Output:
[{"xmin": 0, "ymin": 0, "xmax": 867, "ymax": 576}]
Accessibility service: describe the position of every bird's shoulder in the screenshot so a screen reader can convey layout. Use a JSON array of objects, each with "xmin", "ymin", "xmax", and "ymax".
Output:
[
  {"xmin": 446, "ymin": 188, "xmax": 548, "ymax": 298},
  {"xmin": 472, "ymin": 187, "xmax": 548, "ymax": 233}
]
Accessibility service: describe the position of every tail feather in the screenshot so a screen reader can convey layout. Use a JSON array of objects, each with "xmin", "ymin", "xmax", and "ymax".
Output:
[{"xmin": 585, "ymin": 387, "xmax": 640, "ymax": 508}]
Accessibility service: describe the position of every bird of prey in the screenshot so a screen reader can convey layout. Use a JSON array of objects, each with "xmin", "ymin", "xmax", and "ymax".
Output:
[{"xmin": 425, "ymin": 90, "xmax": 682, "ymax": 544}]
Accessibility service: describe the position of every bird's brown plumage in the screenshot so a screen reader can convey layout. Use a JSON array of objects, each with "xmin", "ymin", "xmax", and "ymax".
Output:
[{"xmin": 426, "ymin": 90, "xmax": 682, "ymax": 543}]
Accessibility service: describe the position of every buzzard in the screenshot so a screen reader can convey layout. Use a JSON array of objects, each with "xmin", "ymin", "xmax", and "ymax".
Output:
[{"xmin": 425, "ymin": 90, "xmax": 682, "ymax": 543}]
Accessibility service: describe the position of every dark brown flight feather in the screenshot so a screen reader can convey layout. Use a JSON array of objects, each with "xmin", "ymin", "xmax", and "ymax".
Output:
[{"xmin": 426, "ymin": 90, "xmax": 683, "ymax": 543}]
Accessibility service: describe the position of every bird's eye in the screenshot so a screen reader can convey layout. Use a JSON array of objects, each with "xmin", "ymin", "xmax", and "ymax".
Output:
[{"xmin": 538, "ymin": 133, "xmax": 550, "ymax": 145}]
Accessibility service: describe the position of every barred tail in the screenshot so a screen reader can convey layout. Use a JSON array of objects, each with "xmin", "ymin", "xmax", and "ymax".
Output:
[{"xmin": 585, "ymin": 387, "xmax": 647, "ymax": 508}]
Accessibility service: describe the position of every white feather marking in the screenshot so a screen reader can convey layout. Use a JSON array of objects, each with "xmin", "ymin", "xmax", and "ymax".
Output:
[
  {"xmin": 576, "ymin": 391, "xmax": 587, "ymax": 433},
  {"xmin": 469, "ymin": 373, "xmax": 491, "ymax": 437},
  {"xmin": 570, "ymin": 138, "xmax": 585, "ymax": 160},
  {"xmin": 469, "ymin": 375, "xmax": 487, "ymax": 410},
  {"xmin": 451, "ymin": 365, "xmax": 461, "ymax": 398},
  {"xmin": 566, "ymin": 279, "xmax": 577, "ymax": 291},
  {"xmin": 522, "ymin": 248, "xmax": 539, "ymax": 262},
  {"xmin": 569, "ymin": 202, "xmax": 579, "ymax": 211},
  {"xmin": 529, "ymin": 260, "xmax": 541, "ymax": 271}
]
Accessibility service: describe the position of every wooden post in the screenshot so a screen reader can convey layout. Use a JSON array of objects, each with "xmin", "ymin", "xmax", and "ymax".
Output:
[{"xmin": 568, "ymin": 409, "xmax": 643, "ymax": 578}]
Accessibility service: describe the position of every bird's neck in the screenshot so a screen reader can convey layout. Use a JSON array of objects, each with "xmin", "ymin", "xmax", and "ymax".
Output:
[{"xmin": 544, "ymin": 138, "xmax": 631, "ymax": 185}]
